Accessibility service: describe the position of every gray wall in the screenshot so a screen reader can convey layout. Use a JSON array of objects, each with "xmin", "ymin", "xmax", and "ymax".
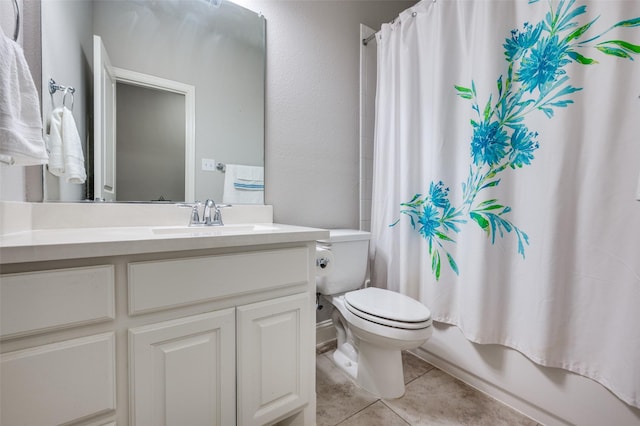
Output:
[
  {"xmin": 241, "ymin": 0, "xmax": 415, "ymax": 229},
  {"xmin": 116, "ymin": 84, "xmax": 186, "ymax": 202},
  {"xmin": 41, "ymin": 0, "xmax": 92, "ymax": 201}
]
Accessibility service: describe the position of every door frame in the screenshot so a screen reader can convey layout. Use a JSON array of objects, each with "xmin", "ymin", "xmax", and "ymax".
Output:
[{"xmin": 112, "ymin": 67, "xmax": 196, "ymax": 202}]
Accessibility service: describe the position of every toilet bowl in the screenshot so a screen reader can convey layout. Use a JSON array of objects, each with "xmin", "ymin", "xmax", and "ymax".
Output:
[{"xmin": 317, "ymin": 230, "xmax": 432, "ymax": 399}]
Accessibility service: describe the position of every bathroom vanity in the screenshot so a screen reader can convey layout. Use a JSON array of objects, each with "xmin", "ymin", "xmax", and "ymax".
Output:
[{"xmin": 0, "ymin": 202, "xmax": 327, "ymax": 426}]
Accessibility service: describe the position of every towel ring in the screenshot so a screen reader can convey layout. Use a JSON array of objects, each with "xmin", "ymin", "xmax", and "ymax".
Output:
[
  {"xmin": 48, "ymin": 78, "xmax": 75, "ymax": 96},
  {"xmin": 12, "ymin": 0, "xmax": 20, "ymax": 42},
  {"xmin": 62, "ymin": 88, "xmax": 75, "ymax": 111}
]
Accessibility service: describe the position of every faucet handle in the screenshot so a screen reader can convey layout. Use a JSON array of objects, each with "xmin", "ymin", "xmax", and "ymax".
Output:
[
  {"xmin": 178, "ymin": 202, "xmax": 202, "ymax": 226},
  {"xmin": 213, "ymin": 204, "xmax": 232, "ymax": 226}
]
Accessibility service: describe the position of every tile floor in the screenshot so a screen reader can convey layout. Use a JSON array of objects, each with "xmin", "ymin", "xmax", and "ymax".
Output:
[{"xmin": 316, "ymin": 342, "xmax": 540, "ymax": 426}]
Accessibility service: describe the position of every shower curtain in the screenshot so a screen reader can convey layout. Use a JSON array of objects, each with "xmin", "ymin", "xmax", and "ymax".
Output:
[{"xmin": 370, "ymin": 0, "xmax": 640, "ymax": 408}]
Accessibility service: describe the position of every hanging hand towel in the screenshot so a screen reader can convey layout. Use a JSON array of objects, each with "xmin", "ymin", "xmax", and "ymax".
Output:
[
  {"xmin": 0, "ymin": 31, "xmax": 48, "ymax": 166},
  {"xmin": 47, "ymin": 107, "xmax": 64, "ymax": 175},
  {"xmin": 47, "ymin": 106, "xmax": 86, "ymax": 183},
  {"xmin": 234, "ymin": 164, "xmax": 264, "ymax": 191},
  {"xmin": 222, "ymin": 164, "xmax": 264, "ymax": 204}
]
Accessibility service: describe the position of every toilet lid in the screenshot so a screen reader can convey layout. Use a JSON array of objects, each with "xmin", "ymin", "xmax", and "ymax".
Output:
[{"xmin": 344, "ymin": 287, "xmax": 431, "ymax": 328}]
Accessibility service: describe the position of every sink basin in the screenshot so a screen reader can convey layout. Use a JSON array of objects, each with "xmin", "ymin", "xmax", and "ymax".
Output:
[{"xmin": 151, "ymin": 224, "xmax": 278, "ymax": 236}]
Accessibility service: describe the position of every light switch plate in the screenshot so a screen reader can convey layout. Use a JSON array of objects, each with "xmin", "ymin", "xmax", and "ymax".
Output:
[{"xmin": 202, "ymin": 158, "xmax": 217, "ymax": 171}]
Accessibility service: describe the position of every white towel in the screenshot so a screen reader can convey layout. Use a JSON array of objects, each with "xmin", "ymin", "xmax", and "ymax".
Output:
[
  {"xmin": 47, "ymin": 106, "xmax": 86, "ymax": 183},
  {"xmin": 236, "ymin": 164, "xmax": 263, "ymax": 182},
  {"xmin": 234, "ymin": 163, "xmax": 264, "ymax": 191},
  {"xmin": 223, "ymin": 164, "xmax": 264, "ymax": 204},
  {"xmin": 0, "ymin": 31, "xmax": 48, "ymax": 166}
]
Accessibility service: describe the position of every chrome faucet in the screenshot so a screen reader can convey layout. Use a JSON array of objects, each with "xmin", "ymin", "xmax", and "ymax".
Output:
[
  {"xmin": 179, "ymin": 199, "xmax": 229, "ymax": 226},
  {"xmin": 202, "ymin": 199, "xmax": 223, "ymax": 226}
]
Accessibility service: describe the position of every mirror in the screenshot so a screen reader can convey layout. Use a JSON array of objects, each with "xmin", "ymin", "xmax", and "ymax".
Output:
[{"xmin": 41, "ymin": 0, "xmax": 265, "ymax": 203}]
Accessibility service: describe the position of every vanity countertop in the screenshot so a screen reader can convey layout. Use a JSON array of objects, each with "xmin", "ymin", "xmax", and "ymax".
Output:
[{"xmin": 0, "ymin": 224, "xmax": 329, "ymax": 265}]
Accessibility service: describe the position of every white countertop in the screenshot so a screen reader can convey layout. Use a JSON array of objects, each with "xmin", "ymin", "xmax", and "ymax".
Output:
[
  {"xmin": 0, "ymin": 202, "xmax": 328, "ymax": 264},
  {"xmin": 0, "ymin": 224, "xmax": 329, "ymax": 264}
]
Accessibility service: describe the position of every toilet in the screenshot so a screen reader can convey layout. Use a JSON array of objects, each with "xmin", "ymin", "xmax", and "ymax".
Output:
[{"xmin": 317, "ymin": 229, "xmax": 432, "ymax": 399}]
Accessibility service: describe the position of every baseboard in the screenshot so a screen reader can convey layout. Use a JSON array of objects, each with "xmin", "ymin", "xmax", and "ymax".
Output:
[
  {"xmin": 316, "ymin": 319, "xmax": 335, "ymax": 346},
  {"xmin": 411, "ymin": 347, "xmax": 567, "ymax": 426}
]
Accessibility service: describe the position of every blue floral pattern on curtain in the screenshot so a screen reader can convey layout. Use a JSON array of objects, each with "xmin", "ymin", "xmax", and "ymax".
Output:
[{"xmin": 392, "ymin": 0, "xmax": 640, "ymax": 279}]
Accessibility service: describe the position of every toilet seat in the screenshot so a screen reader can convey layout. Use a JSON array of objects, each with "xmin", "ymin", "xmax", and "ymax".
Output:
[{"xmin": 344, "ymin": 287, "xmax": 432, "ymax": 330}]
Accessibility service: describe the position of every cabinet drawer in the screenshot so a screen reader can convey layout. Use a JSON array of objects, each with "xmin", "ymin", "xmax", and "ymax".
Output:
[
  {"xmin": 0, "ymin": 332, "xmax": 116, "ymax": 425},
  {"xmin": 0, "ymin": 265, "xmax": 115, "ymax": 339},
  {"xmin": 128, "ymin": 247, "xmax": 309, "ymax": 314}
]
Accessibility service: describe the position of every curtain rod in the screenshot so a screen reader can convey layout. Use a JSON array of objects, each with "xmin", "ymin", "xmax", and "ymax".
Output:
[
  {"xmin": 364, "ymin": 8, "xmax": 423, "ymax": 46},
  {"xmin": 12, "ymin": 0, "xmax": 20, "ymax": 41},
  {"xmin": 362, "ymin": 33, "xmax": 376, "ymax": 46}
]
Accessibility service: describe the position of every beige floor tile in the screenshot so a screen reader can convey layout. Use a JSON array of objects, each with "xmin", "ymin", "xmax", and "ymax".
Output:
[
  {"xmin": 402, "ymin": 351, "xmax": 435, "ymax": 384},
  {"xmin": 383, "ymin": 368, "xmax": 537, "ymax": 426},
  {"xmin": 339, "ymin": 401, "xmax": 410, "ymax": 426},
  {"xmin": 316, "ymin": 354, "xmax": 378, "ymax": 426}
]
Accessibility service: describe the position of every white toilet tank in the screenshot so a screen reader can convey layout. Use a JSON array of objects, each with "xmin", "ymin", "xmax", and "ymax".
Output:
[{"xmin": 316, "ymin": 229, "xmax": 370, "ymax": 295}]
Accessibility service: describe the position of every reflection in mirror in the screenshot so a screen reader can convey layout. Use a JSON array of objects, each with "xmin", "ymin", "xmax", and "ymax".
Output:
[
  {"xmin": 93, "ymin": 55, "xmax": 196, "ymax": 203},
  {"xmin": 41, "ymin": 0, "xmax": 265, "ymax": 203},
  {"xmin": 116, "ymin": 83, "xmax": 186, "ymax": 202}
]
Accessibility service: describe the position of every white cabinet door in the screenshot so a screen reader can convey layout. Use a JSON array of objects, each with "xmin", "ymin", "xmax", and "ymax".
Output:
[
  {"xmin": 129, "ymin": 309, "xmax": 235, "ymax": 426},
  {"xmin": 237, "ymin": 293, "xmax": 311, "ymax": 426}
]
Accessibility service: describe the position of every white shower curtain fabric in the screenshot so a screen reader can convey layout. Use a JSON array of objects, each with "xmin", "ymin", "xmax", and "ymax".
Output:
[{"xmin": 371, "ymin": 0, "xmax": 640, "ymax": 408}]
